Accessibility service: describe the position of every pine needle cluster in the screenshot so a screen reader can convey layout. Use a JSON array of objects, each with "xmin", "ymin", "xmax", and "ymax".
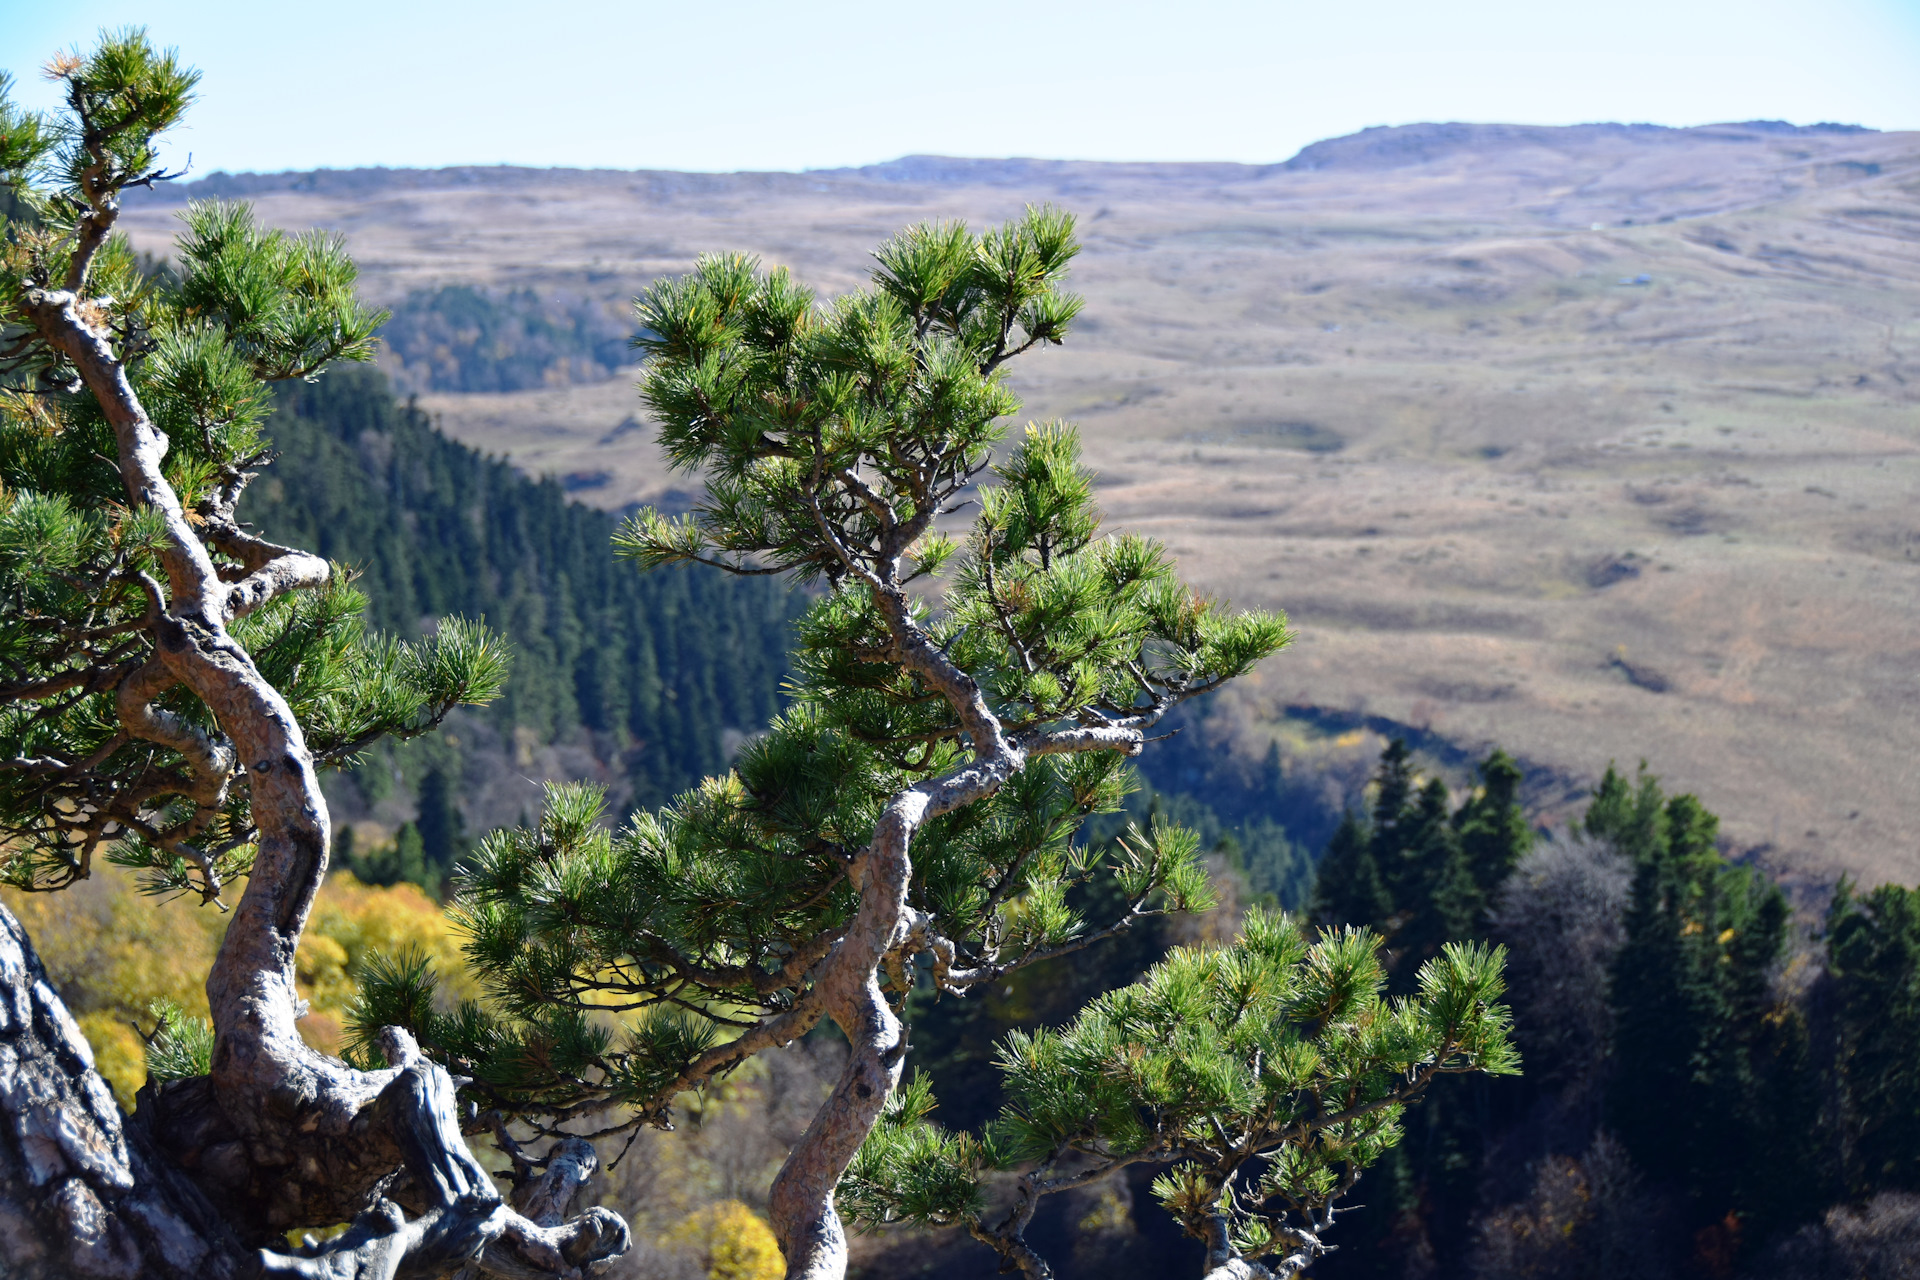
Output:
[
  {"xmin": 0, "ymin": 33, "xmax": 507, "ymax": 902},
  {"xmin": 841, "ymin": 911, "xmax": 1517, "ymax": 1277}
]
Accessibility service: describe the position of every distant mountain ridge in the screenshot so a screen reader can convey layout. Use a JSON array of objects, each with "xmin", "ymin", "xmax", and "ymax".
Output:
[
  {"xmin": 1276, "ymin": 119, "xmax": 1875, "ymax": 171},
  {"xmin": 126, "ymin": 118, "xmax": 1892, "ymax": 205}
]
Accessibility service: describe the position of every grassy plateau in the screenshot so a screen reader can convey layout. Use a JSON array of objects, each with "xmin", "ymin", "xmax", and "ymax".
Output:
[{"xmin": 120, "ymin": 121, "xmax": 1920, "ymax": 886}]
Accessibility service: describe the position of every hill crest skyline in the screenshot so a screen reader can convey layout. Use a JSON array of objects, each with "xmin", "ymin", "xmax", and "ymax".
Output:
[{"xmin": 128, "ymin": 117, "xmax": 1896, "ymax": 195}]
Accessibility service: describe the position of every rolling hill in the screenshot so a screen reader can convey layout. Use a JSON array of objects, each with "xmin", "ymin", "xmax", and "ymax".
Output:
[{"xmin": 119, "ymin": 120, "xmax": 1920, "ymax": 885}]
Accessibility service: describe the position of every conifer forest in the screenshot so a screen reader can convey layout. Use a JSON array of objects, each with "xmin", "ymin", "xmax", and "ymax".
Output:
[{"xmin": 1, "ymin": 27, "xmax": 1918, "ymax": 1280}]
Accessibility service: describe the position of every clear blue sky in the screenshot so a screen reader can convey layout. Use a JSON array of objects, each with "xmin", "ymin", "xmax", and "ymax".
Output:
[{"xmin": 5, "ymin": 0, "xmax": 1918, "ymax": 174}]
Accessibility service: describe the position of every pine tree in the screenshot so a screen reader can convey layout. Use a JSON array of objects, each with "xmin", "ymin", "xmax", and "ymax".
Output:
[
  {"xmin": 1369, "ymin": 739, "xmax": 1417, "ymax": 862},
  {"xmin": 838, "ymin": 912, "xmax": 1518, "ymax": 1279},
  {"xmin": 0, "ymin": 35, "xmax": 623, "ymax": 1277},
  {"xmin": 1310, "ymin": 810, "xmax": 1392, "ymax": 933},
  {"xmin": 1391, "ymin": 778, "xmax": 1477, "ymax": 978},
  {"xmin": 1454, "ymin": 748, "xmax": 1532, "ymax": 902},
  {"xmin": 1312, "ymin": 740, "xmax": 1507, "ymax": 979},
  {"xmin": 1305, "ymin": 742, "xmax": 1532, "ymax": 1278},
  {"xmin": 1581, "ymin": 760, "xmax": 1665, "ymax": 861},
  {"xmin": 413, "ymin": 765, "xmax": 467, "ymax": 879},
  {"xmin": 356, "ymin": 212, "xmax": 1292, "ymax": 1276},
  {"xmin": 350, "ymin": 820, "xmax": 434, "ymax": 893}
]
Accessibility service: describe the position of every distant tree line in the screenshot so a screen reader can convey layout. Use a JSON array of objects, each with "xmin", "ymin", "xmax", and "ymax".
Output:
[
  {"xmin": 238, "ymin": 365, "xmax": 803, "ymax": 886},
  {"xmin": 1305, "ymin": 749, "xmax": 1920, "ymax": 1280},
  {"xmin": 378, "ymin": 284, "xmax": 635, "ymax": 393},
  {"xmin": 877, "ymin": 741, "xmax": 1920, "ymax": 1279}
]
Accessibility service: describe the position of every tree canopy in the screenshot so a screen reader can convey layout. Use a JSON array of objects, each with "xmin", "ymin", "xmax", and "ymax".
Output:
[
  {"xmin": 0, "ymin": 31, "xmax": 625, "ymax": 1280},
  {"xmin": 842, "ymin": 913, "xmax": 1515, "ymax": 1279},
  {"xmin": 358, "ymin": 207, "xmax": 1313, "ymax": 1276},
  {"xmin": 1, "ymin": 38, "xmax": 505, "ymax": 905}
]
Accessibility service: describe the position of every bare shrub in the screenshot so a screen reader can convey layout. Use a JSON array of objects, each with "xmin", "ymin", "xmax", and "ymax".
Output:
[
  {"xmin": 1742, "ymin": 1191, "xmax": 1920, "ymax": 1280},
  {"xmin": 1470, "ymin": 1133, "xmax": 1672, "ymax": 1280},
  {"xmin": 1486, "ymin": 832, "xmax": 1631, "ymax": 1096}
]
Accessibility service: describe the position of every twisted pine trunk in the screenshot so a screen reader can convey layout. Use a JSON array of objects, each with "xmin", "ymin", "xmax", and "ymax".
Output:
[
  {"xmin": 18, "ymin": 272, "xmax": 630, "ymax": 1276},
  {"xmin": 767, "ymin": 794, "xmax": 920, "ymax": 1279},
  {"xmin": 0, "ymin": 894, "xmax": 628, "ymax": 1279},
  {"xmin": 766, "ymin": 583, "xmax": 1123, "ymax": 1279}
]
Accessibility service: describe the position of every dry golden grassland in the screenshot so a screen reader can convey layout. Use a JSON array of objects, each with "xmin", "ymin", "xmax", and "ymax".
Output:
[{"xmin": 120, "ymin": 123, "xmax": 1920, "ymax": 885}]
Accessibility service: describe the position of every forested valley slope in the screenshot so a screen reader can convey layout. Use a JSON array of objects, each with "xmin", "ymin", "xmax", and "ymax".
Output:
[{"xmin": 238, "ymin": 366, "xmax": 798, "ymax": 879}]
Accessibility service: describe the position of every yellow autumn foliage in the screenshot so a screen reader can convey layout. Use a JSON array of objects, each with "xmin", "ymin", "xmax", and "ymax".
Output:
[
  {"xmin": 3, "ymin": 865, "xmax": 483, "ymax": 1104},
  {"xmin": 3, "ymin": 867, "xmax": 226, "ymax": 1107},
  {"xmin": 296, "ymin": 871, "xmax": 481, "ymax": 1053},
  {"xmin": 664, "ymin": 1200, "xmax": 784, "ymax": 1280}
]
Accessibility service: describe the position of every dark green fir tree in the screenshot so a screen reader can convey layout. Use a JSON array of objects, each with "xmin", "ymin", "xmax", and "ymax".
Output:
[
  {"xmin": 1310, "ymin": 810, "xmax": 1392, "ymax": 933},
  {"xmin": 1454, "ymin": 748, "xmax": 1532, "ymax": 901},
  {"xmin": 1307, "ymin": 740, "xmax": 1533, "ymax": 1280},
  {"xmin": 1825, "ymin": 879, "xmax": 1920, "ymax": 1195},
  {"xmin": 1601, "ymin": 768, "xmax": 1819, "ymax": 1237}
]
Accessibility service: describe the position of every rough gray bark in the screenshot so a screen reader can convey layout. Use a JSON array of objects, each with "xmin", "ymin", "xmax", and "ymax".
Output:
[
  {"xmin": 1203, "ymin": 1262, "xmax": 1278, "ymax": 1280},
  {"xmin": 0, "ymin": 899, "xmax": 630, "ymax": 1278},
  {"xmin": 765, "ymin": 788, "xmax": 917, "ymax": 1280},
  {"xmin": 455, "ymin": 1137, "xmax": 628, "ymax": 1280},
  {"xmin": 258, "ymin": 1032, "xmax": 628, "ymax": 1280},
  {"xmin": 0, "ymin": 900, "xmax": 253, "ymax": 1278}
]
